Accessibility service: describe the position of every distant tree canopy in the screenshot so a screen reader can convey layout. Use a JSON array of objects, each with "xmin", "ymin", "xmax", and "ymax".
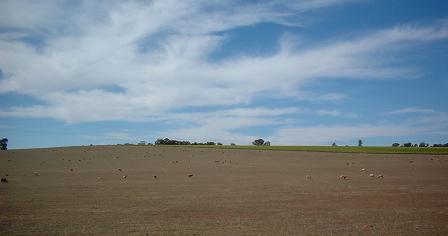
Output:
[
  {"xmin": 433, "ymin": 143, "xmax": 448, "ymax": 147},
  {"xmin": 392, "ymin": 142, "xmax": 448, "ymax": 147},
  {"xmin": 252, "ymin": 139, "xmax": 264, "ymax": 146},
  {"xmin": 252, "ymin": 139, "xmax": 271, "ymax": 146},
  {"xmin": 403, "ymin": 142, "xmax": 413, "ymax": 147},
  {"xmin": 154, "ymin": 138, "xmax": 216, "ymax": 145},
  {"xmin": 358, "ymin": 139, "xmax": 363, "ymax": 147},
  {"xmin": 0, "ymin": 138, "xmax": 7, "ymax": 150},
  {"xmin": 419, "ymin": 142, "xmax": 429, "ymax": 147},
  {"xmin": 332, "ymin": 142, "xmax": 337, "ymax": 147}
]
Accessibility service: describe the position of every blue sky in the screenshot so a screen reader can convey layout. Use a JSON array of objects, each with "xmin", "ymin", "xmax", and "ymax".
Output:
[{"xmin": 1, "ymin": 0, "xmax": 447, "ymax": 149}]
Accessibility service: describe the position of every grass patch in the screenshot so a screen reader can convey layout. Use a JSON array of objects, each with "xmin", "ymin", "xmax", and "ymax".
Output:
[{"xmin": 170, "ymin": 145, "xmax": 448, "ymax": 154}]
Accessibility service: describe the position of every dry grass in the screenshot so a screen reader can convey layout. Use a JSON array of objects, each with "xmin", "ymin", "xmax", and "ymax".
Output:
[{"xmin": 1, "ymin": 145, "xmax": 448, "ymax": 235}]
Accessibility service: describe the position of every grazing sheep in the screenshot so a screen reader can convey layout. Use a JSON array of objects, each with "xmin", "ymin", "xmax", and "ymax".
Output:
[
  {"xmin": 339, "ymin": 175, "xmax": 348, "ymax": 180},
  {"xmin": 153, "ymin": 175, "xmax": 158, "ymax": 179},
  {"xmin": 377, "ymin": 174, "xmax": 384, "ymax": 178},
  {"xmin": 360, "ymin": 168, "xmax": 366, "ymax": 172},
  {"xmin": 118, "ymin": 168, "xmax": 122, "ymax": 172},
  {"xmin": 369, "ymin": 174, "xmax": 375, "ymax": 177},
  {"xmin": 409, "ymin": 160, "xmax": 414, "ymax": 163},
  {"xmin": 122, "ymin": 175, "xmax": 128, "ymax": 179},
  {"xmin": 69, "ymin": 168, "xmax": 74, "ymax": 172},
  {"xmin": 306, "ymin": 175, "xmax": 312, "ymax": 180},
  {"xmin": 1, "ymin": 177, "xmax": 8, "ymax": 183},
  {"xmin": 188, "ymin": 174, "xmax": 194, "ymax": 178}
]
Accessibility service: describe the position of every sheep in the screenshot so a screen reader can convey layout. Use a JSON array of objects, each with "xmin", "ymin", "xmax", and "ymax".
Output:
[
  {"xmin": 360, "ymin": 168, "xmax": 366, "ymax": 172},
  {"xmin": 188, "ymin": 174, "xmax": 194, "ymax": 178},
  {"xmin": 305, "ymin": 175, "xmax": 312, "ymax": 180},
  {"xmin": 377, "ymin": 174, "xmax": 384, "ymax": 178},
  {"xmin": 339, "ymin": 175, "xmax": 348, "ymax": 180},
  {"xmin": 1, "ymin": 178, "xmax": 7, "ymax": 183},
  {"xmin": 122, "ymin": 175, "xmax": 128, "ymax": 179},
  {"xmin": 69, "ymin": 168, "xmax": 74, "ymax": 172},
  {"xmin": 153, "ymin": 175, "xmax": 158, "ymax": 179},
  {"xmin": 369, "ymin": 174, "xmax": 375, "ymax": 177},
  {"xmin": 118, "ymin": 168, "xmax": 122, "ymax": 172}
]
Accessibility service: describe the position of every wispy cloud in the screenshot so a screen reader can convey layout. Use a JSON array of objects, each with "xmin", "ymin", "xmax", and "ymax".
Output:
[
  {"xmin": 0, "ymin": 1, "xmax": 447, "ymax": 146},
  {"xmin": 387, "ymin": 107, "xmax": 436, "ymax": 115}
]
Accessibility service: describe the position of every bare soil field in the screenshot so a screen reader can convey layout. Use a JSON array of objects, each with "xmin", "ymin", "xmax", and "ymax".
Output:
[{"xmin": 1, "ymin": 145, "xmax": 448, "ymax": 235}]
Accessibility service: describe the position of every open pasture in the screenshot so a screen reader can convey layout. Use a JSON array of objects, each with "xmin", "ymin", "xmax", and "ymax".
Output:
[{"xmin": 1, "ymin": 145, "xmax": 448, "ymax": 235}]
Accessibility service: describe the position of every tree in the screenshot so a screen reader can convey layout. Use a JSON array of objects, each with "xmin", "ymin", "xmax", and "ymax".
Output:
[
  {"xmin": 252, "ymin": 139, "xmax": 264, "ymax": 146},
  {"xmin": 217, "ymin": 142, "xmax": 223, "ymax": 145},
  {"xmin": 263, "ymin": 141, "xmax": 271, "ymax": 146},
  {"xmin": 419, "ymin": 142, "xmax": 427, "ymax": 147},
  {"xmin": 332, "ymin": 142, "xmax": 337, "ymax": 147},
  {"xmin": 403, "ymin": 142, "xmax": 412, "ymax": 147},
  {"xmin": 230, "ymin": 143, "xmax": 236, "ymax": 146},
  {"xmin": 0, "ymin": 138, "xmax": 8, "ymax": 150},
  {"xmin": 392, "ymin": 143, "xmax": 400, "ymax": 147},
  {"xmin": 358, "ymin": 139, "xmax": 363, "ymax": 147}
]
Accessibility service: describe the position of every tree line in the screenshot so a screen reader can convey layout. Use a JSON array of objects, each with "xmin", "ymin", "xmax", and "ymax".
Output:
[
  {"xmin": 392, "ymin": 142, "xmax": 448, "ymax": 147},
  {"xmin": 154, "ymin": 138, "xmax": 221, "ymax": 146}
]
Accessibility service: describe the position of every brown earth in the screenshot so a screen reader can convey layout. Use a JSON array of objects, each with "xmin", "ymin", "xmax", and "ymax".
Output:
[{"xmin": 1, "ymin": 145, "xmax": 448, "ymax": 235}]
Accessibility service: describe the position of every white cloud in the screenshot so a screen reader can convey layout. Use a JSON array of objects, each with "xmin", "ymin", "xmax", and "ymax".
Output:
[
  {"xmin": 387, "ymin": 107, "xmax": 436, "ymax": 115},
  {"xmin": 316, "ymin": 109, "xmax": 359, "ymax": 118},
  {"xmin": 0, "ymin": 1, "xmax": 447, "ymax": 129}
]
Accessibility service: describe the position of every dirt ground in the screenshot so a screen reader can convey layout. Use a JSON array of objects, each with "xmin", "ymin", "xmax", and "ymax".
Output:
[{"xmin": 1, "ymin": 145, "xmax": 448, "ymax": 235}]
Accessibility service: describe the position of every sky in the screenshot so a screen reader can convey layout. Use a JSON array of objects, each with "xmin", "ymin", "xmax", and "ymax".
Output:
[{"xmin": 0, "ymin": 0, "xmax": 447, "ymax": 149}]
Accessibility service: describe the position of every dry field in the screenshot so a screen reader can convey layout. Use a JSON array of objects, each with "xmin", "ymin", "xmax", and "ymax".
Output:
[{"xmin": 1, "ymin": 145, "xmax": 448, "ymax": 235}]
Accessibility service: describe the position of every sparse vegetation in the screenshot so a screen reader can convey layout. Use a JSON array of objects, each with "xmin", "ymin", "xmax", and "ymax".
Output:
[
  {"xmin": 155, "ymin": 138, "xmax": 217, "ymax": 145},
  {"xmin": 179, "ymin": 145, "xmax": 448, "ymax": 154}
]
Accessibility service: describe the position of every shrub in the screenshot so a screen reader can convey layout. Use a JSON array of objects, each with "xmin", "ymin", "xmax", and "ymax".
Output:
[{"xmin": 252, "ymin": 139, "xmax": 265, "ymax": 146}]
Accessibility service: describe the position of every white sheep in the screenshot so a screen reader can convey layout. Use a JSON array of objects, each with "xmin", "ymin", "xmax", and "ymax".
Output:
[{"xmin": 339, "ymin": 175, "xmax": 348, "ymax": 180}]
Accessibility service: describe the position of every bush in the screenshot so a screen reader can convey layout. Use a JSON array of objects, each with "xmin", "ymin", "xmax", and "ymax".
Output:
[
  {"xmin": 403, "ymin": 142, "xmax": 412, "ymax": 147},
  {"xmin": 0, "ymin": 138, "xmax": 7, "ymax": 151},
  {"xmin": 419, "ymin": 142, "xmax": 428, "ymax": 147},
  {"xmin": 392, "ymin": 143, "xmax": 400, "ymax": 147},
  {"xmin": 252, "ymin": 139, "xmax": 265, "ymax": 146}
]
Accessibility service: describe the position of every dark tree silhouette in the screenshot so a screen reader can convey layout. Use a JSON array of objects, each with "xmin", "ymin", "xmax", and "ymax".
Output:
[
  {"xmin": 252, "ymin": 139, "xmax": 265, "ymax": 146},
  {"xmin": 0, "ymin": 138, "xmax": 8, "ymax": 151},
  {"xmin": 358, "ymin": 139, "xmax": 363, "ymax": 147}
]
